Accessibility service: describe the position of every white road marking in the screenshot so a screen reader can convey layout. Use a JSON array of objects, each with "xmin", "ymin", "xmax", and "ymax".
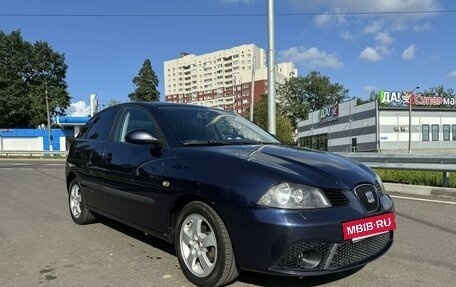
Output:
[{"xmin": 391, "ymin": 195, "xmax": 456, "ymax": 205}]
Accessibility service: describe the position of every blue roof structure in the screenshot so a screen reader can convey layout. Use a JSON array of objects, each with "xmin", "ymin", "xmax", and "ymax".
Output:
[{"xmin": 56, "ymin": 116, "xmax": 90, "ymax": 126}]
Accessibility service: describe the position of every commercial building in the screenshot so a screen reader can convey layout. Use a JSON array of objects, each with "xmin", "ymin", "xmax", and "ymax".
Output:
[
  {"xmin": 297, "ymin": 92, "xmax": 456, "ymax": 153},
  {"xmin": 0, "ymin": 94, "xmax": 96, "ymax": 153},
  {"xmin": 163, "ymin": 44, "xmax": 297, "ymax": 116},
  {"xmin": 0, "ymin": 128, "xmax": 70, "ymax": 152}
]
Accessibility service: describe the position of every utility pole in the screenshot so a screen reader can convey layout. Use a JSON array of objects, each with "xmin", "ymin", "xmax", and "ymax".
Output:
[
  {"xmin": 408, "ymin": 86, "xmax": 420, "ymax": 154},
  {"xmin": 267, "ymin": 0, "xmax": 276, "ymax": 135},
  {"xmin": 45, "ymin": 82, "xmax": 53, "ymax": 153},
  {"xmin": 249, "ymin": 56, "xmax": 256, "ymax": 122}
]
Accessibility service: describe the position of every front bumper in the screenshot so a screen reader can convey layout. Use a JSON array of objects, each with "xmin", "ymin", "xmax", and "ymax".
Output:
[
  {"xmin": 217, "ymin": 193, "xmax": 395, "ymax": 276},
  {"xmin": 271, "ymin": 231, "xmax": 393, "ymax": 275}
]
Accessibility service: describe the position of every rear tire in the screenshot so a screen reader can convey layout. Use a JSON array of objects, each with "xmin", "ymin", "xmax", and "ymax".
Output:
[
  {"xmin": 68, "ymin": 179, "xmax": 96, "ymax": 225},
  {"xmin": 175, "ymin": 201, "xmax": 238, "ymax": 287}
]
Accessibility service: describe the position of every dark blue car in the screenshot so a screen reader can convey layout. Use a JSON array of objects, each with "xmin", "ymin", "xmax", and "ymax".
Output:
[{"xmin": 65, "ymin": 102, "xmax": 395, "ymax": 287}]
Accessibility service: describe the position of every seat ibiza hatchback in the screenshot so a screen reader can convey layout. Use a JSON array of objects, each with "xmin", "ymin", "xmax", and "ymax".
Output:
[{"xmin": 65, "ymin": 102, "xmax": 395, "ymax": 287}]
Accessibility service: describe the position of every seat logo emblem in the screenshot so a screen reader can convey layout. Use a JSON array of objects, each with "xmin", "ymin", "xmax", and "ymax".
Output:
[{"xmin": 366, "ymin": 191, "xmax": 375, "ymax": 203}]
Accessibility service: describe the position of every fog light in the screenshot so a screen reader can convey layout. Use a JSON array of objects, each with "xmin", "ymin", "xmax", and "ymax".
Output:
[{"xmin": 298, "ymin": 249, "xmax": 322, "ymax": 269}]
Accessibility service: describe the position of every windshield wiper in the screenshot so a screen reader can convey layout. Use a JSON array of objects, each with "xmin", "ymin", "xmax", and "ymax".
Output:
[
  {"xmin": 182, "ymin": 140, "xmax": 281, "ymax": 146},
  {"xmin": 182, "ymin": 140, "xmax": 227, "ymax": 146},
  {"xmin": 183, "ymin": 139, "xmax": 282, "ymax": 146}
]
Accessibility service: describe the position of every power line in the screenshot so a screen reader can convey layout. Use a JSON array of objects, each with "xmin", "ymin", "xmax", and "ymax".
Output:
[{"xmin": 1, "ymin": 10, "xmax": 456, "ymax": 18}]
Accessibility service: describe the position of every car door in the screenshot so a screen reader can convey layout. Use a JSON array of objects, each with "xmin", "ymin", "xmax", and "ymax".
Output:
[
  {"xmin": 73, "ymin": 106, "xmax": 120, "ymax": 212},
  {"xmin": 101, "ymin": 105, "xmax": 166, "ymax": 232}
]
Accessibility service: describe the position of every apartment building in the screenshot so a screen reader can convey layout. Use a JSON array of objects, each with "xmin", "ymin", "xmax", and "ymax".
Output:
[{"xmin": 164, "ymin": 44, "xmax": 297, "ymax": 116}]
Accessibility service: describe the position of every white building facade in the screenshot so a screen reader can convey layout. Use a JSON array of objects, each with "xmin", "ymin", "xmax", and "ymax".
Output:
[
  {"xmin": 298, "ymin": 95, "xmax": 456, "ymax": 153},
  {"xmin": 164, "ymin": 44, "xmax": 297, "ymax": 116}
]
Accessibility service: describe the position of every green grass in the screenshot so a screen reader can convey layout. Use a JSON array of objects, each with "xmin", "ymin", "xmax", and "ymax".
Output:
[{"xmin": 374, "ymin": 169, "xmax": 456, "ymax": 188}]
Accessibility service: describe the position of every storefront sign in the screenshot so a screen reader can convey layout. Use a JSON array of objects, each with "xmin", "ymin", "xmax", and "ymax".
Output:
[
  {"xmin": 319, "ymin": 103, "xmax": 339, "ymax": 123},
  {"xmin": 379, "ymin": 90, "xmax": 456, "ymax": 107}
]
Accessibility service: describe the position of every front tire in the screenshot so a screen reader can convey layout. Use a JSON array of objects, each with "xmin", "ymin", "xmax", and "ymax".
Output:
[
  {"xmin": 68, "ymin": 179, "xmax": 96, "ymax": 225},
  {"xmin": 175, "ymin": 201, "xmax": 238, "ymax": 287}
]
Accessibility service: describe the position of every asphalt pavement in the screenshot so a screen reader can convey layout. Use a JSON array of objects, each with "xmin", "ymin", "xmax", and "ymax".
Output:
[{"xmin": 0, "ymin": 159, "xmax": 455, "ymax": 287}]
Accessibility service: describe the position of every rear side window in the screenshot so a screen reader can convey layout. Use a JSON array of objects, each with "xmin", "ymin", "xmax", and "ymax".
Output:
[{"xmin": 79, "ymin": 107, "xmax": 119, "ymax": 140}]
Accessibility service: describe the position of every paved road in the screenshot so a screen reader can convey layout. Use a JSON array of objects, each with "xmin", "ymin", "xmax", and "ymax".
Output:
[{"xmin": 0, "ymin": 160, "xmax": 455, "ymax": 287}]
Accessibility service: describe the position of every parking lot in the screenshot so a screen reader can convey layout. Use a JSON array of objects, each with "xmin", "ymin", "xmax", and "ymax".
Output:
[{"xmin": 0, "ymin": 159, "xmax": 455, "ymax": 287}]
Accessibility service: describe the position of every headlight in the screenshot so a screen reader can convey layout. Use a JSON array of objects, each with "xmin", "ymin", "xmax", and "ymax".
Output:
[
  {"xmin": 258, "ymin": 182, "xmax": 331, "ymax": 209},
  {"xmin": 375, "ymin": 173, "xmax": 386, "ymax": 196}
]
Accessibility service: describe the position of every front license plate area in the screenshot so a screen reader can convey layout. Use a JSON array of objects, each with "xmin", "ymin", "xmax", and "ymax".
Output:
[{"xmin": 342, "ymin": 213, "xmax": 396, "ymax": 241}]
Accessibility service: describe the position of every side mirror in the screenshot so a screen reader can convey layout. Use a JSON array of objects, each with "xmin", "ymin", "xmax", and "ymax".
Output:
[{"xmin": 125, "ymin": 129, "xmax": 162, "ymax": 146}]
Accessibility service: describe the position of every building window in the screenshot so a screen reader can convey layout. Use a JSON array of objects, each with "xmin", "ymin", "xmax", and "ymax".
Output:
[
  {"xmin": 453, "ymin": 125, "xmax": 456, "ymax": 141},
  {"xmin": 422, "ymin": 124, "xmax": 429, "ymax": 141},
  {"xmin": 299, "ymin": 134, "xmax": 328, "ymax": 151},
  {"xmin": 443, "ymin": 125, "xmax": 450, "ymax": 141},
  {"xmin": 431, "ymin": 124, "xmax": 439, "ymax": 141}
]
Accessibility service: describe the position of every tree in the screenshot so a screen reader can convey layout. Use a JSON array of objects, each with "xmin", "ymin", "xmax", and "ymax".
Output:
[
  {"xmin": 369, "ymin": 90, "xmax": 378, "ymax": 102},
  {"xmin": 252, "ymin": 95, "xmax": 295, "ymax": 145},
  {"xmin": 0, "ymin": 30, "xmax": 70, "ymax": 127},
  {"xmin": 407, "ymin": 85, "xmax": 456, "ymax": 109},
  {"xmin": 106, "ymin": 99, "xmax": 121, "ymax": 107},
  {"xmin": 277, "ymin": 71, "xmax": 349, "ymax": 127},
  {"xmin": 0, "ymin": 30, "xmax": 33, "ymax": 127},
  {"xmin": 129, "ymin": 59, "xmax": 160, "ymax": 102},
  {"xmin": 421, "ymin": 85, "xmax": 456, "ymax": 98},
  {"xmin": 29, "ymin": 41, "xmax": 70, "ymax": 125}
]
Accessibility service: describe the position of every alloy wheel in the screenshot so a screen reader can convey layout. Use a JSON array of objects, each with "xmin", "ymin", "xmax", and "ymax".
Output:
[
  {"xmin": 69, "ymin": 184, "xmax": 82, "ymax": 219},
  {"xmin": 179, "ymin": 213, "xmax": 218, "ymax": 277}
]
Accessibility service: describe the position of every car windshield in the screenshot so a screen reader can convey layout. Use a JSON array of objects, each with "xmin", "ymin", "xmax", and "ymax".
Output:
[{"xmin": 159, "ymin": 106, "xmax": 280, "ymax": 146}]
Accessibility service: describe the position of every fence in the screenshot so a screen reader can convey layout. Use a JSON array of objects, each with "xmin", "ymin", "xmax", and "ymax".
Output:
[
  {"xmin": 1, "ymin": 150, "xmax": 454, "ymax": 187},
  {"xmin": 0, "ymin": 150, "xmax": 67, "ymax": 157},
  {"xmin": 338, "ymin": 152, "xmax": 456, "ymax": 187}
]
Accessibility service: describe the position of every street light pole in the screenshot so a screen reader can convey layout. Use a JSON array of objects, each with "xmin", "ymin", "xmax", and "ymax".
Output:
[
  {"xmin": 45, "ymin": 82, "xmax": 53, "ymax": 152},
  {"xmin": 408, "ymin": 86, "xmax": 420, "ymax": 154},
  {"xmin": 267, "ymin": 0, "xmax": 276, "ymax": 135}
]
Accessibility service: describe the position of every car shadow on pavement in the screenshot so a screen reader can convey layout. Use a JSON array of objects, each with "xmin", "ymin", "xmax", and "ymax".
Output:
[
  {"xmin": 236, "ymin": 267, "xmax": 363, "ymax": 287},
  {"xmin": 96, "ymin": 215, "xmax": 363, "ymax": 287},
  {"xmin": 96, "ymin": 215, "xmax": 176, "ymax": 256}
]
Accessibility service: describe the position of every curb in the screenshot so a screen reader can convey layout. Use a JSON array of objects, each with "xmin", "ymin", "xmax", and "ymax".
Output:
[{"xmin": 385, "ymin": 182, "xmax": 456, "ymax": 198}]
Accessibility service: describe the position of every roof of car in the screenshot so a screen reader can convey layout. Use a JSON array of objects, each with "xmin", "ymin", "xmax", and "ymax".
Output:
[
  {"xmin": 112, "ymin": 101, "xmax": 217, "ymax": 109},
  {"xmin": 91, "ymin": 102, "xmax": 227, "ymax": 119}
]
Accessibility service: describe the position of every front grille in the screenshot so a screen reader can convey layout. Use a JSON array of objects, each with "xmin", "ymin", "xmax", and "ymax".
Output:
[
  {"xmin": 374, "ymin": 180, "xmax": 384, "ymax": 195},
  {"xmin": 271, "ymin": 232, "xmax": 393, "ymax": 273},
  {"xmin": 323, "ymin": 189, "xmax": 350, "ymax": 207},
  {"xmin": 329, "ymin": 232, "xmax": 392, "ymax": 269},
  {"xmin": 354, "ymin": 184, "xmax": 379, "ymax": 213}
]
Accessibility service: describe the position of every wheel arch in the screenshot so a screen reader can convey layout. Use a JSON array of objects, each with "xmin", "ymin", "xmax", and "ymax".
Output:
[
  {"xmin": 66, "ymin": 171, "xmax": 77, "ymax": 192},
  {"xmin": 168, "ymin": 194, "xmax": 224, "ymax": 244},
  {"xmin": 171, "ymin": 196, "xmax": 239, "ymax": 286}
]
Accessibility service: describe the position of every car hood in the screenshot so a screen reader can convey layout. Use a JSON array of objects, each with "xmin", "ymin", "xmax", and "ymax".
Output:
[{"xmin": 212, "ymin": 144, "xmax": 374, "ymax": 190}]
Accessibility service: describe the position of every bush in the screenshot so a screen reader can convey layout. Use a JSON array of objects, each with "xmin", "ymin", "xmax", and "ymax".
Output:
[{"xmin": 374, "ymin": 169, "xmax": 456, "ymax": 188}]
